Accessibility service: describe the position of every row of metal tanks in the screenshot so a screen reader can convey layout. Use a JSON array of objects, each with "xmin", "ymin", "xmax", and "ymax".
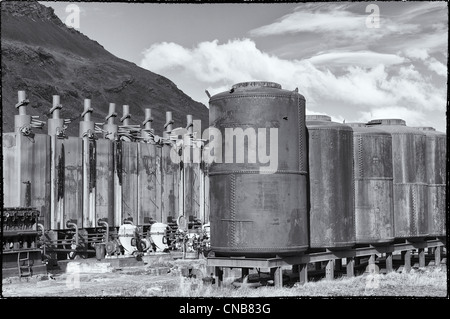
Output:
[
  {"xmin": 208, "ymin": 81, "xmax": 446, "ymax": 257},
  {"xmin": 2, "ymin": 92, "xmax": 210, "ymax": 235}
]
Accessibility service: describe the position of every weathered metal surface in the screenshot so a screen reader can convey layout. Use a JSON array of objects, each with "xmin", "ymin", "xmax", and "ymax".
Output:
[
  {"xmin": 121, "ymin": 141, "xmax": 139, "ymax": 224},
  {"xmin": 306, "ymin": 115, "xmax": 355, "ymax": 249},
  {"xmin": 2, "ymin": 134, "xmax": 52, "ymax": 229},
  {"xmin": 137, "ymin": 142, "xmax": 160, "ymax": 224},
  {"xmin": 183, "ymin": 147, "xmax": 202, "ymax": 221},
  {"xmin": 347, "ymin": 123, "xmax": 394, "ymax": 244},
  {"xmin": 1, "ymin": 134, "xmax": 51, "ymax": 228},
  {"xmin": 209, "ymin": 81, "xmax": 309, "ymax": 257},
  {"xmin": 113, "ymin": 140, "xmax": 123, "ymax": 227},
  {"xmin": 3, "ymin": 133, "xmax": 19, "ymax": 208},
  {"xmin": 161, "ymin": 144, "xmax": 180, "ymax": 224},
  {"xmin": 54, "ymin": 137, "xmax": 83, "ymax": 229},
  {"xmin": 415, "ymin": 127, "xmax": 446, "ymax": 237},
  {"xmin": 95, "ymin": 138, "xmax": 114, "ymax": 226},
  {"xmin": 367, "ymin": 119, "xmax": 428, "ymax": 239}
]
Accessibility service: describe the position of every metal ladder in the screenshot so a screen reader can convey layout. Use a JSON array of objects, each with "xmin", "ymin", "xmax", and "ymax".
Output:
[{"xmin": 17, "ymin": 251, "xmax": 32, "ymax": 279}]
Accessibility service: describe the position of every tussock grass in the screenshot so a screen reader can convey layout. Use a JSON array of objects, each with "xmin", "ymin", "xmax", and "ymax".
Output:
[{"xmin": 154, "ymin": 266, "xmax": 447, "ymax": 298}]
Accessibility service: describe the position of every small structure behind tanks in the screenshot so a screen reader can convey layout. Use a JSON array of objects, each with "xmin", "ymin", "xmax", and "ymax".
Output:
[
  {"xmin": 208, "ymin": 81, "xmax": 309, "ymax": 257},
  {"xmin": 347, "ymin": 123, "xmax": 394, "ymax": 245},
  {"xmin": 414, "ymin": 127, "xmax": 446, "ymax": 237},
  {"xmin": 306, "ymin": 115, "xmax": 355, "ymax": 250},
  {"xmin": 367, "ymin": 119, "xmax": 428, "ymax": 240}
]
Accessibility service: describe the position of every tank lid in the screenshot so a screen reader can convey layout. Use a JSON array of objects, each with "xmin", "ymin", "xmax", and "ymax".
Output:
[
  {"xmin": 415, "ymin": 127, "xmax": 436, "ymax": 131},
  {"xmin": 232, "ymin": 81, "xmax": 282, "ymax": 90},
  {"xmin": 346, "ymin": 122, "xmax": 367, "ymax": 127},
  {"xmin": 305, "ymin": 114, "xmax": 331, "ymax": 122},
  {"xmin": 367, "ymin": 119, "xmax": 406, "ymax": 126}
]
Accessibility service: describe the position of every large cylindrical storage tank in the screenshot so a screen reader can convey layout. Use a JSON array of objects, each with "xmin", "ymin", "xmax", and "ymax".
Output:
[
  {"xmin": 208, "ymin": 81, "xmax": 309, "ymax": 257},
  {"xmin": 414, "ymin": 127, "xmax": 446, "ymax": 237},
  {"xmin": 306, "ymin": 115, "xmax": 355, "ymax": 249},
  {"xmin": 347, "ymin": 123, "xmax": 394, "ymax": 245},
  {"xmin": 367, "ymin": 119, "xmax": 428, "ymax": 240}
]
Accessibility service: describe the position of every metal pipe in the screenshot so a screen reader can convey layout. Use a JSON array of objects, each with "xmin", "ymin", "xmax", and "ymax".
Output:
[
  {"xmin": 52, "ymin": 95, "xmax": 61, "ymax": 119},
  {"xmin": 48, "ymin": 95, "xmax": 64, "ymax": 136},
  {"xmin": 80, "ymin": 99, "xmax": 94, "ymax": 138},
  {"xmin": 15, "ymin": 91, "xmax": 32, "ymax": 133},
  {"xmin": 143, "ymin": 108, "xmax": 153, "ymax": 131},
  {"xmin": 163, "ymin": 111, "xmax": 173, "ymax": 140},
  {"xmin": 17, "ymin": 91, "xmax": 27, "ymax": 115},
  {"xmin": 107, "ymin": 103, "xmax": 116, "ymax": 125},
  {"xmin": 98, "ymin": 219, "xmax": 110, "ymax": 243},
  {"xmin": 186, "ymin": 114, "xmax": 193, "ymax": 135},
  {"xmin": 121, "ymin": 105, "xmax": 130, "ymax": 126},
  {"xmin": 82, "ymin": 99, "xmax": 92, "ymax": 122},
  {"xmin": 66, "ymin": 221, "xmax": 79, "ymax": 246}
]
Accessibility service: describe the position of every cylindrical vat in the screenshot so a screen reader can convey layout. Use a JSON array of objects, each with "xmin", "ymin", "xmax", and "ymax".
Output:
[
  {"xmin": 208, "ymin": 81, "xmax": 309, "ymax": 257},
  {"xmin": 347, "ymin": 123, "xmax": 394, "ymax": 245},
  {"xmin": 414, "ymin": 127, "xmax": 446, "ymax": 237},
  {"xmin": 367, "ymin": 119, "xmax": 428, "ymax": 240},
  {"xmin": 306, "ymin": 115, "xmax": 355, "ymax": 249}
]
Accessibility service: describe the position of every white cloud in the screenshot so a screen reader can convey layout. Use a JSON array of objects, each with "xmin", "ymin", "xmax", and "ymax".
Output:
[
  {"xmin": 248, "ymin": 4, "xmax": 420, "ymax": 41},
  {"xmin": 140, "ymin": 39, "xmax": 446, "ymax": 130},
  {"xmin": 425, "ymin": 57, "xmax": 447, "ymax": 77},
  {"xmin": 306, "ymin": 51, "xmax": 406, "ymax": 68}
]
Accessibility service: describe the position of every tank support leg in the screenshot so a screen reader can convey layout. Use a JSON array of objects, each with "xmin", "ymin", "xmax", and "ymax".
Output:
[
  {"xmin": 418, "ymin": 248, "xmax": 425, "ymax": 268},
  {"xmin": 402, "ymin": 250, "xmax": 411, "ymax": 273},
  {"xmin": 435, "ymin": 246, "xmax": 441, "ymax": 266},
  {"xmin": 325, "ymin": 260, "xmax": 334, "ymax": 280},
  {"xmin": 298, "ymin": 264, "xmax": 308, "ymax": 285},
  {"xmin": 273, "ymin": 267, "xmax": 283, "ymax": 288},
  {"xmin": 346, "ymin": 257, "xmax": 354, "ymax": 277},
  {"xmin": 214, "ymin": 267, "xmax": 223, "ymax": 287},
  {"xmin": 385, "ymin": 253, "xmax": 393, "ymax": 273}
]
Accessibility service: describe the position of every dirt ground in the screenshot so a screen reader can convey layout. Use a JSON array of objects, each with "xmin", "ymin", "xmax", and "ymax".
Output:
[{"xmin": 1, "ymin": 252, "xmax": 447, "ymax": 299}]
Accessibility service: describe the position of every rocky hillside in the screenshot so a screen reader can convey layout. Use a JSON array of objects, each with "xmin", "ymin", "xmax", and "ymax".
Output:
[{"xmin": 1, "ymin": 1, "xmax": 209, "ymax": 136}]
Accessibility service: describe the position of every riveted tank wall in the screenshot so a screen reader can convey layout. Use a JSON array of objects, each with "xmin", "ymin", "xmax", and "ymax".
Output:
[
  {"xmin": 208, "ymin": 81, "xmax": 309, "ymax": 257},
  {"xmin": 367, "ymin": 119, "xmax": 428, "ymax": 239},
  {"xmin": 306, "ymin": 115, "xmax": 355, "ymax": 249},
  {"xmin": 347, "ymin": 123, "xmax": 394, "ymax": 245},
  {"xmin": 415, "ymin": 127, "xmax": 446, "ymax": 237},
  {"xmin": 2, "ymin": 133, "xmax": 51, "ymax": 230}
]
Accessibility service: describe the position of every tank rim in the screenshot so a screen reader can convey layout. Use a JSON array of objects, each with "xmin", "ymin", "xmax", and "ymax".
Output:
[{"xmin": 232, "ymin": 81, "xmax": 282, "ymax": 90}]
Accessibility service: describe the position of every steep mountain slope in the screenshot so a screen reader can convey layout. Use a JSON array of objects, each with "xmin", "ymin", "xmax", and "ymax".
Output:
[{"xmin": 1, "ymin": 1, "xmax": 209, "ymax": 136}]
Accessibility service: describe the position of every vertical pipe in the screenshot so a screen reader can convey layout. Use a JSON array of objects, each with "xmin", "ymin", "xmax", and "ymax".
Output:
[
  {"xmin": 48, "ymin": 95, "xmax": 64, "ymax": 136},
  {"xmin": 104, "ymin": 103, "xmax": 118, "ymax": 140},
  {"xmin": 14, "ymin": 91, "xmax": 32, "ymax": 133},
  {"xmin": 122, "ymin": 105, "xmax": 130, "ymax": 126},
  {"xmin": 52, "ymin": 95, "xmax": 61, "ymax": 119},
  {"xmin": 80, "ymin": 99, "xmax": 95, "ymax": 228},
  {"xmin": 163, "ymin": 111, "xmax": 173, "ymax": 140},
  {"xmin": 18, "ymin": 91, "xmax": 27, "ymax": 115}
]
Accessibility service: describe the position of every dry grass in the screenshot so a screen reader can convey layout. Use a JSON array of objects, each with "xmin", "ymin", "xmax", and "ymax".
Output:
[{"xmin": 156, "ymin": 266, "xmax": 447, "ymax": 298}]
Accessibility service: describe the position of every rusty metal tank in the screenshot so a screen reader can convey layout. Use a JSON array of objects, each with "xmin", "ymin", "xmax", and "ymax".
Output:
[
  {"xmin": 347, "ymin": 123, "xmax": 394, "ymax": 245},
  {"xmin": 208, "ymin": 81, "xmax": 309, "ymax": 257},
  {"xmin": 306, "ymin": 115, "xmax": 355, "ymax": 249},
  {"xmin": 367, "ymin": 119, "xmax": 428, "ymax": 240},
  {"xmin": 414, "ymin": 127, "xmax": 446, "ymax": 237}
]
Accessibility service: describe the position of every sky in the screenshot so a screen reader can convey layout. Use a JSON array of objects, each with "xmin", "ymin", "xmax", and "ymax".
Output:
[{"xmin": 40, "ymin": 1, "xmax": 448, "ymax": 132}]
